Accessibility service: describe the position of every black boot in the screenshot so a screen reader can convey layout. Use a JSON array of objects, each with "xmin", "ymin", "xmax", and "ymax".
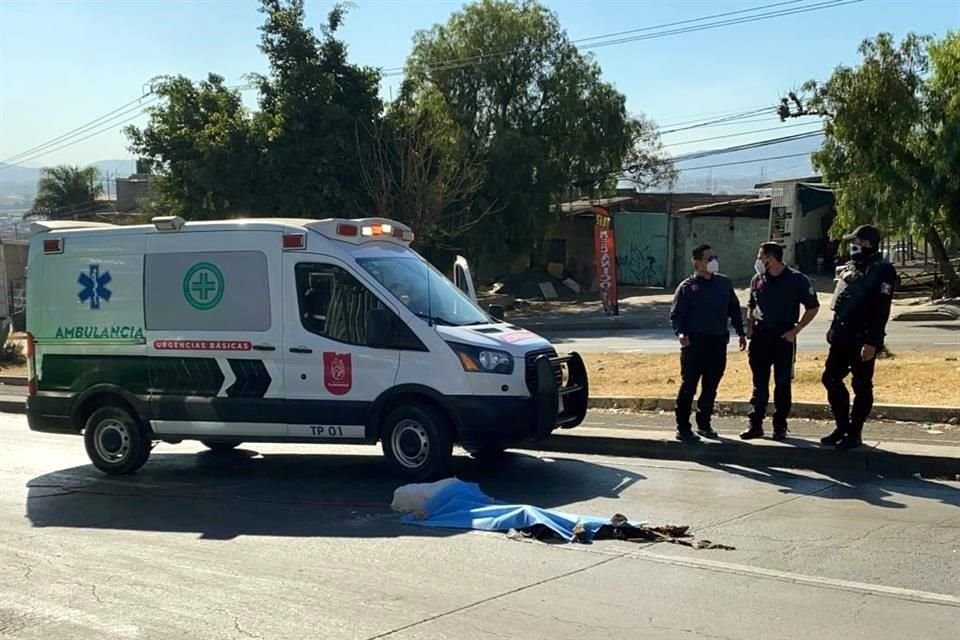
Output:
[
  {"xmin": 676, "ymin": 430, "xmax": 702, "ymax": 443},
  {"xmin": 740, "ymin": 424, "xmax": 764, "ymax": 440},
  {"xmin": 836, "ymin": 433, "xmax": 864, "ymax": 450},
  {"xmin": 772, "ymin": 426, "xmax": 789, "ymax": 441},
  {"xmin": 820, "ymin": 429, "xmax": 845, "ymax": 446}
]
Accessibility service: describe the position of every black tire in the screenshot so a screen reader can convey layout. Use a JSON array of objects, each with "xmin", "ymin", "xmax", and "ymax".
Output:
[
  {"xmin": 201, "ymin": 440, "xmax": 242, "ymax": 453},
  {"xmin": 381, "ymin": 404, "xmax": 453, "ymax": 481},
  {"xmin": 83, "ymin": 405, "xmax": 151, "ymax": 475}
]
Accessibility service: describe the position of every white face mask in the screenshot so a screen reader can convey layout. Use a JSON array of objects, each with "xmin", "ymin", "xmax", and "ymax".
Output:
[
  {"xmin": 754, "ymin": 259, "xmax": 766, "ymax": 276},
  {"xmin": 707, "ymin": 259, "xmax": 720, "ymax": 274}
]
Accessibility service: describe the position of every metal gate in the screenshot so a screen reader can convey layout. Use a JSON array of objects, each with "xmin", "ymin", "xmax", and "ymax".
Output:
[{"xmin": 614, "ymin": 212, "xmax": 669, "ymax": 287}]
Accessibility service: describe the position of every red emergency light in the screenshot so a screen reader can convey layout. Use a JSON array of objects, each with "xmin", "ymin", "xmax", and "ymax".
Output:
[{"xmin": 283, "ymin": 233, "xmax": 306, "ymax": 250}]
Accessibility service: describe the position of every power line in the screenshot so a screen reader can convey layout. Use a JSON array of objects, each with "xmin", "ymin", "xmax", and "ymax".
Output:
[
  {"xmin": 658, "ymin": 114, "xmax": 817, "ymax": 132},
  {"xmin": 383, "ymin": 0, "xmax": 812, "ymax": 74},
  {"xmin": 0, "ymin": 93, "xmax": 154, "ymax": 166},
  {"xmin": 674, "ymin": 130, "xmax": 824, "ymax": 161},
  {"xmin": 573, "ymin": 0, "xmax": 863, "ymax": 52},
  {"xmin": 675, "ymin": 152, "xmax": 812, "ymax": 171},
  {"xmin": 386, "ymin": 0, "xmax": 863, "ymax": 77},
  {"xmin": 662, "ymin": 122, "xmax": 822, "ymax": 148},
  {"xmin": 658, "ymin": 108, "xmax": 777, "ymax": 134},
  {"xmin": 652, "ymin": 106, "xmax": 778, "ymax": 128},
  {"xmin": 1, "ymin": 96, "xmax": 160, "ymax": 167},
  {"xmin": 0, "ymin": 103, "xmax": 158, "ymax": 171},
  {"xmin": 0, "ymin": 83, "xmax": 252, "ymax": 171}
]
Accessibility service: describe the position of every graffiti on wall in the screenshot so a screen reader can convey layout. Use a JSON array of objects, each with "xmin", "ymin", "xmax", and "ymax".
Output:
[{"xmin": 620, "ymin": 242, "xmax": 662, "ymax": 286}]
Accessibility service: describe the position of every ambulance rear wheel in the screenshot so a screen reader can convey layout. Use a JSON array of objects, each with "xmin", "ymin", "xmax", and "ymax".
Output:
[
  {"xmin": 381, "ymin": 404, "xmax": 453, "ymax": 481},
  {"xmin": 201, "ymin": 440, "xmax": 242, "ymax": 453},
  {"xmin": 83, "ymin": 405, "xmax": 151, "ymax": 475}
]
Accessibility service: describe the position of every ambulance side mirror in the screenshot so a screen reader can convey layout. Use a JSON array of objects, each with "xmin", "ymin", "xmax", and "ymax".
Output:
[
  {"xmin": 366, "ymin": 308, "xmax": 393, "ymax": 349},
  {"xmin": 488, "ymin": 304, "xmax": 505, "ymax": 321}
]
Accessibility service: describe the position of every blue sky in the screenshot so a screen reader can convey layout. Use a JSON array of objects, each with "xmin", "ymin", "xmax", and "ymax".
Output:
[{"xmin": 0, "ymin": 0, "xmax": 957, "ymax": 170}]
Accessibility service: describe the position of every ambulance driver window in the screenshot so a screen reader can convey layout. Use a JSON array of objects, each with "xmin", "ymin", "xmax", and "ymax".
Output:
[{"xmin": 296, "ymin": 263, "xmax": 389, "ymax": 346}]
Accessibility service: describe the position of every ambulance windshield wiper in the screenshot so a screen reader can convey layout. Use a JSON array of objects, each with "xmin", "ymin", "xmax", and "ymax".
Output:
[{"xmin": 414, "ymin": 312, "xmax": 456, "ymax": 326}]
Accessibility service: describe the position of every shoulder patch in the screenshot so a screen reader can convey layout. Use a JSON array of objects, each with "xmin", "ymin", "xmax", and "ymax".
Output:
[{"xmin": 880, "ymin": 282, "xmax": 893, "ymax": 296}]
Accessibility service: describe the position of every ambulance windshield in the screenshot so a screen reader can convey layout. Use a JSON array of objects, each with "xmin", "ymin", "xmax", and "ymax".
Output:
[{"xmin": 357, "ymin": 255, "xmax": 490, "ymax": 327}]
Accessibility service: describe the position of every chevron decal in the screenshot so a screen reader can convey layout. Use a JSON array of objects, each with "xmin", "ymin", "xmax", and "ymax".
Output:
[
  {"xmin": 149, "ymin": 357, "xmax": 226, "ymax": 397},
  {"xmin": 225, "ymin": 359, "xmax": 272, "ymax": 398}
]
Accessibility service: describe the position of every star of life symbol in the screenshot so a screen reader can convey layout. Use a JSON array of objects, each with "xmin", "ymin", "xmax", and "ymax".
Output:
[{"xmin": 78, "ymin": 264, "xmax": 112, "ymax": 310}]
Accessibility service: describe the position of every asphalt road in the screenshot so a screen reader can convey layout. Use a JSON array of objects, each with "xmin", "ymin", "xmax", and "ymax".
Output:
[
  {"xmin": 2, "ymin": 412, "xmax": 958, "ymax": 639},
  {"xmin": 544, "ymin": 318, "xmax": 960, "ymax": 353}
]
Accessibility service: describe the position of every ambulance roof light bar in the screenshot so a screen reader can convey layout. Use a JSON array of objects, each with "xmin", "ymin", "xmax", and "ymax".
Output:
[{"xmin": 314, "ymin": 217, "xmax": 414, "ymax": 244}]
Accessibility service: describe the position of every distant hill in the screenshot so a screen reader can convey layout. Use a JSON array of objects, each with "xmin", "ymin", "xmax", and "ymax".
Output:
[
  {"xmin": 669, "ymin": 133, "xmax": 823, "ymax": 193},
  {"xmin": 0, "ymin": 159, "xmax": 137, "ymax": 185}
]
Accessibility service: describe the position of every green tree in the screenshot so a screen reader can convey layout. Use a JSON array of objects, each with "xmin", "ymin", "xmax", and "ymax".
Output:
[
  {"xmin": 397, "ymin": 0, "xmax": 673, "ymax": 264},
  {"xmin": 125, "ymin": 0, "xmax": 381, "ymax": 220},
  {"xmin": 29, "ymin": 165, "xmax": 103, "ymax": 219},
  {"xmin": 779, "ymin": 32, "xmax": 960, "ymax": 296},
  {"xmin": 249, "ymin": 0, "xmax": 382, "ymax": 215},
  {"xmin": 124, "ymin": 74, "xmax": 256, "ymax": 218}
]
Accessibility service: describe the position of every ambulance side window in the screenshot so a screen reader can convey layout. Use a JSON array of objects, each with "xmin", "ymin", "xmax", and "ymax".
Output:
[{"xmin": 295, "ymin": 263, "xmax": 390, "ymax": 347}]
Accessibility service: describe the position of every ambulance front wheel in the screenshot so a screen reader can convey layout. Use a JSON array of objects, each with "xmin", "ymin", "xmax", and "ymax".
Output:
[
  {"xmin": 83, "ymin": 405, "xmax": 152, "ymax": 475},
  {"xmin": 381, "ymin": 404, "xmax": 453, "ymax": 481}
]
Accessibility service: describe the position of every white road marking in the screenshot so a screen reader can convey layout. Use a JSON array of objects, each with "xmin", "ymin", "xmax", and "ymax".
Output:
[{"xmin": 631, "ymin": 549, "xmax": 960, "ymax": 608}]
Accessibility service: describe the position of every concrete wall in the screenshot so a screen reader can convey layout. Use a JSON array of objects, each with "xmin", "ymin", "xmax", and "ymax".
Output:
[
  {"xmin": 0, "ymin": 241, "xmax": 27, "ymax": 320},
  {"xmin": 671, "ymin": 215, "xmax": 769, "ymax": 286}
]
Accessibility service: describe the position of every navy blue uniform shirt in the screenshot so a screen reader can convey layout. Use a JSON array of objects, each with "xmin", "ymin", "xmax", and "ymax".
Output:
[
  {"xmin": 670, "ymin": 273, "xmax": 745, "ymax": 338},
  {"xmin": 748, "ymin": 267, "xmax": 820, "ymax": 332}
]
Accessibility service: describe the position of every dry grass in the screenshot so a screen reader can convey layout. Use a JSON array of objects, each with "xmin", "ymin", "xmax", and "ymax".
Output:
[
  {"xmin": 584, "ymin": 350, "xmax": 960, "ymax": 407},
  {"xmin": 2, "ymin": 347, "xmax": 955, "ymax": 407}
]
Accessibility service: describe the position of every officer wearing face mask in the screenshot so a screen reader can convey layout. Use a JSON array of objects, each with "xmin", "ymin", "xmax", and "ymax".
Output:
[
  {"xmin": 820, "ymin": 225, "xmax": 897, "ymax": 450},
  {"xmin": 669, "ymin": 243, "xmax": 746, "ymax": 442},
  {"xmin": 741, "ymin": 242, "xmax": 820, "ymax": 441}
]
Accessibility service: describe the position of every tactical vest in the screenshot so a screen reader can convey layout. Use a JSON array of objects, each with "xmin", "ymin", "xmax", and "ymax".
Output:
[{"xmin": 830, "ymin": 257, "xmax": 886, "ymax": 322}]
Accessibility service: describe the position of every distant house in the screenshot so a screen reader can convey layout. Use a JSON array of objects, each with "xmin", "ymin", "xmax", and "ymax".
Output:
[
  {"xmin": 671, "ymin": 197, "xmax": 772, "ymax": 284},
  {"xmin": 115, "ymin": 173, "xmax": 153, "ymax": 212},
  {"xmin": 549, "ymin": 192, "xmax": 763, "ymax": 289},
  {"xmin": 754, "ymin": 176, "xmax": 836, "ymax": 275}
]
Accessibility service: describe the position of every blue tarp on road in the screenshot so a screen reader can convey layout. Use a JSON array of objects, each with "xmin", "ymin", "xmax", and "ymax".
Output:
[{"xmin": 400, "ymin": 480, "xmax": 625, "ymax": 542}]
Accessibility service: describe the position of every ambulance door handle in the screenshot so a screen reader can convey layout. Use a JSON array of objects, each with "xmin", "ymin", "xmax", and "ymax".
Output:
[
  {"xmin": 253, "ymin": 344, "xmax": 277, "ymax": 352},
  {"xmin": 289, "ymin": 347, "xmax": 313, "ymax": 354}
]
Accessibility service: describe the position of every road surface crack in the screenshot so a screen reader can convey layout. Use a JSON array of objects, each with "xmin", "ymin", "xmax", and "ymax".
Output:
[
  {"xmin": 234, "ymin": 617, "xmax": 261, "ymax": 639},
  {"xmin": 647, "ymin": 615, "xmax": 739, "ymax": 640},
  {"xmin": 362, "ymin": 545, "xmax": 652, "ymax": 640}
]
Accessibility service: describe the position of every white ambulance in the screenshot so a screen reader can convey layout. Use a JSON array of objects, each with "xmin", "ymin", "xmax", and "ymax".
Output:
[{"xmin": 25, "ymin": 216, "xmax": 588, "ymax": 479}]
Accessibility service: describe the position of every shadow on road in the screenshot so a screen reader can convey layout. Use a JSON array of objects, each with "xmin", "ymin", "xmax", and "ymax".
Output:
[
  {"xmin": 25, "ymin": 449, "xmax": 644, "ymax": 540},
  {"xmin": 702, "ymin": 461, "xmax": 960, "ymax": 510}
]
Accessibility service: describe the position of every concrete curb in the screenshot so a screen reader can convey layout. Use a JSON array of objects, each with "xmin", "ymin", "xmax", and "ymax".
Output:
[
  {"xmin": 589, "ymin": 397, "xmax": 960, "ymax": 425},
  {"xmin": 521, "ymin": 432, "xmax": 960, "ymax": 479}
]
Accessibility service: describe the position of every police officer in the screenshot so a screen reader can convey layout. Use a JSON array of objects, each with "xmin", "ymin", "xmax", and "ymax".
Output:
[
  {"xmin": 741, "ymin": 242, "xmax": 820, "ymax": 441},
  {"xmin": 821, "ymin": 225, "xmax": 897, "ymax": 450},
  {"xmin": 670, "ymin": 244, "xmax": 746, "ymax": 442}
]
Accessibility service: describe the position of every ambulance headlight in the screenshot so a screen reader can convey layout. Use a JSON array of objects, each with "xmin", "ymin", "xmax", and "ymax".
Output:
[{"xmin": 447, "ymin": 342, "xmax": 514, "ymax": 374}]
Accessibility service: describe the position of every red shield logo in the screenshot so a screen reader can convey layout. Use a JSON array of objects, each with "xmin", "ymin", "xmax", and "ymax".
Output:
[{"xmin": 323, "ymin": 352, "xmax": 352, "ymax": 396}]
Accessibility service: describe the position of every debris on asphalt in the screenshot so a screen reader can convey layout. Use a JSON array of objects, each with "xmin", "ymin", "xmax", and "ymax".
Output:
[{"xmin": 395, "ymin": 479, "xmax": 734, "ymax": 550}]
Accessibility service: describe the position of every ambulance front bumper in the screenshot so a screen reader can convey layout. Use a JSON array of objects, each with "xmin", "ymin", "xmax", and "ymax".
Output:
[{"xmin": 454, "ymin": 351, "xmax": 588, "ymax": 447}]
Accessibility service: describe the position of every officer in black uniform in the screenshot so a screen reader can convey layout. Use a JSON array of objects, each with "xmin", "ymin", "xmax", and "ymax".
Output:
[
  {"xmin": 741, "ymin": 242, "xmax": 820, "ymax": 441},
  {"xmin": 670, "ymin": 243, "xmax": 746, "ymax": 442},
  {"xmin": 821, "ymin": 225, "xmax": 897, "ymax": 450}
]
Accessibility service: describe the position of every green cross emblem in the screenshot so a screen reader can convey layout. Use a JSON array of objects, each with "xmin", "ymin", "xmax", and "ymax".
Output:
[{"xmin": 183, "ymin": 262, "xmax": 225, "ymax": 310}]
